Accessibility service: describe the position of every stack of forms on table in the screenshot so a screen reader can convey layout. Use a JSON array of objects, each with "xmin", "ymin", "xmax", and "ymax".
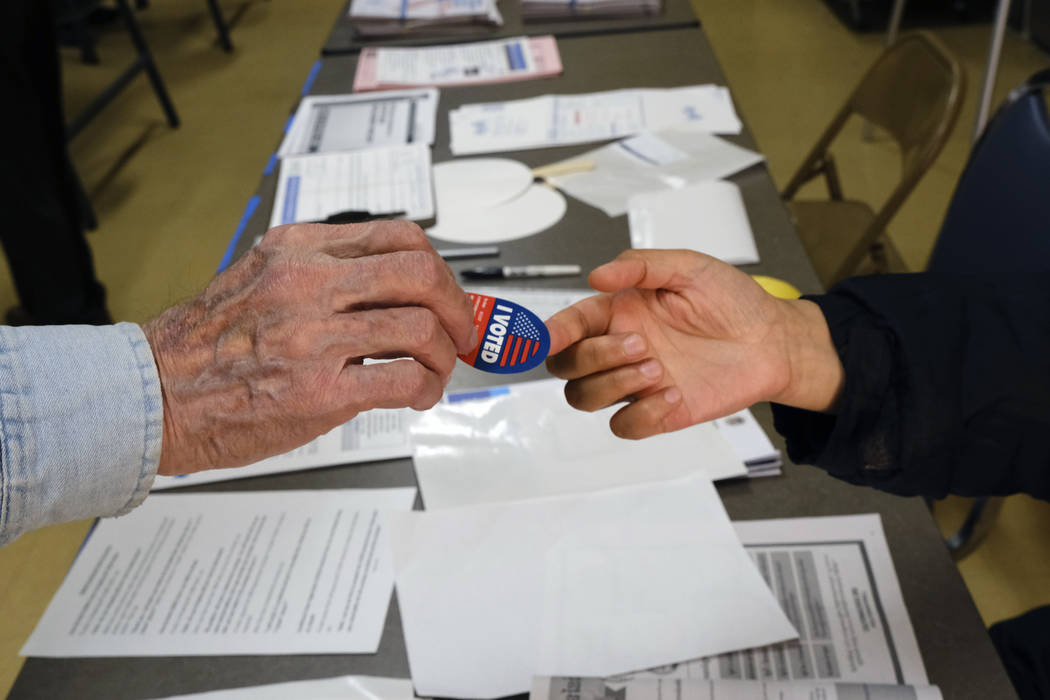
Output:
[
  {"xmin": 522, "ymin": 0, "xmax": 662, "ymax": 21},
  {"xmin": 348, "ymin": 0, "xmax": 503, "ymax": 36}
]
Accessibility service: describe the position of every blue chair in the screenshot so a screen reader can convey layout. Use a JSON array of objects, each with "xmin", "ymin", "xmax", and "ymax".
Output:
[{"xmin": 926, "ymin": 69, "xmax": 1050, "ymax": 558}]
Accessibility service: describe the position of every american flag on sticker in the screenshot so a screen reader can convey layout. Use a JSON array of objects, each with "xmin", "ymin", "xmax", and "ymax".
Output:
[{"xmin": 458, "ymin": 293, "xmax": 551, "ymax": 374}]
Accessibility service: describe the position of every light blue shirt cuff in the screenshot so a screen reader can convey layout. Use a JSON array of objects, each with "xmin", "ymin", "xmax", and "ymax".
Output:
[{"xmin": 0, "ymin": 322, "xmax": 163, "ymax": 546}]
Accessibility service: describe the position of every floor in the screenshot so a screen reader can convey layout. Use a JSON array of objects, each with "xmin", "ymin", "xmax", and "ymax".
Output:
[{"xmin": 1, "ymin": 0, "xmax": 1049, "ymax": 695}]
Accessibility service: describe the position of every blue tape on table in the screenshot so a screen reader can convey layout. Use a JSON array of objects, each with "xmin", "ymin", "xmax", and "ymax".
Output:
[{"xmin": 458, "ymin": 293, "xmax": 550, "ymax": 374}]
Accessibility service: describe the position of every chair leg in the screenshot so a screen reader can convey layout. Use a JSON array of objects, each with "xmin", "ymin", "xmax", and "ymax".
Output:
[
  {"xmin": 73, "ymin": 16, "xmax": 100, "ymax": 65},
  {"xmin": 72, "ymin": 166, "xmax": 98, "ymax": 232},
  {"xmin": 945, "ymin": 496, "xmax": 1005, "ymax": 560},
  {"xmin": 114, "ymin": 0, "xmax": 180, "ymax": 129},
  {"xmin": 205, "ymin": 0, "xmax": 235, "ymax": 52}
]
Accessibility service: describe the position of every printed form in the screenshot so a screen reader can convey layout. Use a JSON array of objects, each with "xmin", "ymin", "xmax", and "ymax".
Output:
[
  {"xmin": 270, "ymin": 143, "xmax": 434, "ymax": 225},
  {"xmin": 152, "ymin": 409, "xmax": 413, "ymax": 490},
  {"xmin": 532, "ymin": 677, "xmax": 942, "ymax": 700},
  {"xmin": 615, "ymin": 514, "xmax": 928, "ymax": 685},
  {"xmin": 450, "ymin": 85, "xmax": 743, "ymax": 155},
  {"xmin": 278, "ymin": 90, "xmax": 439, "ymax": 157},
  {"xmin": 22, "ymin": 488, "xmax": 416, "ymax": 657}
]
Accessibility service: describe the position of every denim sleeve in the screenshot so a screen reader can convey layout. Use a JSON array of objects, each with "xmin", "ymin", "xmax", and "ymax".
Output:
[{"xmin": 0, "ymin": 322, "xmax": 162, "ymax": 546}]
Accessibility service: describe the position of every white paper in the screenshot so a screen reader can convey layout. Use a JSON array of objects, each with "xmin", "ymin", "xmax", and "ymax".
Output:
[
  {"xmin": 450, "ymin": 86, "xmax": 743, "ymax": 155},
  {"xmin": 531, "ymin": 677, "xmax": 943, "ymax": 700},
  {"xmin": 278, "ymin": 90, "xmax": 439, "ymax": 157},
  {"xmin": 547, "ymin": 130, "xmax": 764, "ymax": 217},
  {"xmin": 427, "ymin": 183, "xmax": 566, "ymax": 244},
  {"xmin": 388, "ymin": 474, "xmax": 797, "ymax": 699},
  {"xmin": 616, "ymin": 514, "xmax": 929, "ymax": 685},
  {"xmin": 433, "ymin": 157, "xmax": 534, "ymax": 211},
  {"xmin": 152, "ymin": 410, "xmax": 413, "ymax": 490},
  {"xmin": 23, "ymin": 488, "xmax": 416, "ymax": 657},
  {"xmin": 270, "ymin": 145, "xmax": 434, "ymax": 225},
  {"xmin": 411, "ymin": 378, "xmax": 747, "ymax": 510},
  {"xmin": 154, "ymin": 675, "xmax": 415, "ymax": 700},
  {"xmin": 376, "ymin": 37, "xmax": 536, "ymax": 86},
  {"xmin": 628, "ymin": 181, "xmax": 759, "ymax": 265},
  {"xmin": 350, "ymin": 0, "xmax": 494, "ymax": 21}
]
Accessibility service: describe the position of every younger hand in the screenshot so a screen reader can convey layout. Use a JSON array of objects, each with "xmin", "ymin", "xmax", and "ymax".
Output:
[{"xmin": 545, "ymin": 250, "xmax": 842, "ymax": 439}]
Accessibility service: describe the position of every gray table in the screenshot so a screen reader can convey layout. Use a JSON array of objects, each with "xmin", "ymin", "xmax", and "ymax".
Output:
[
  {"xmin": 9, "ymin": 27, "xmax": 1017, "ymax": 700},
  {"xmin": 321, "ymin": 0, "xmax": 699, "ymax": 55}
]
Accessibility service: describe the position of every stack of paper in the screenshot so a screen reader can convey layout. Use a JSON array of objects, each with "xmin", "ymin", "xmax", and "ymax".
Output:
[
  {"xmin": 712, "ymin": 408, "xmax": 783, "ymax": 478},
  {"xmin": 449, "ymin": 85, "xmax": 743, "ymax": 155},
  {"xmin": 410, "ymin": 379, "xmax": 747, "ymax": 510},
  {"xmin": 628, "ymin": 181, "xmax": 760, "ymax": 265},
  {"xmin": 278, "ymin": 90, "xmax": 439, "ymax": 157},
  {"xmin": 389, "ymin": 474, "xmax": 797, "ymax": 698},
  {"xmin": 348, "ymin": 0, "xmax": 503, "ymax": 36},
  {"xmin": 22, "ymin": 489, "xmax": 416, "ymax": 657},
  {"xmin": 545, "ymin": 129, "xmax": 764, "ymax": 217},
  {"xmin": 522, "ymin": 0, "xmax": 662, "ymax": 20},
  {"xmin": 353, "ymin": 36, "xmax": 563, "ymax": 91}
]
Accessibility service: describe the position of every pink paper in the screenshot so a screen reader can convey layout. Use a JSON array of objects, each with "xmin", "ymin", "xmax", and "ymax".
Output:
[{"xmin": 353, "ymin": 36, "xmax": 563, "ymax": 91}]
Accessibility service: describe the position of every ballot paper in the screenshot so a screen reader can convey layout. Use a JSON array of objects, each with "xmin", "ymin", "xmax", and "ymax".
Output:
[
  {"xmin": 152, "ymin": 410, "xmax": 413, "ymax": 490},
  {"xmin": 546, "ymin": 130, "xmax": 765, "ymax": 216},
  {"xmin": 154, "ymin": 675, "xmax": 415, "ymax": 700},
  {"xmin": 411, "ymin": 378, "xmax": 747, "ymax": 509},
  {"xmin": 629, "ymin": 181, "xmax": 760, "ymax": 265},
  {"xmin": 348, "ymin": 0, "xmax": 503, "ymax": 36},
  {"xmin": 531, "ymin": 677, "xmax": 943, "ymax": 700},
  {"xmin": 450, "ymin": 85, "xmax": 743, "ymax": 155},
  {"xmin": 354, "ymin": 36, "xmax": 563, "ymax": 91},
  {"xmin": 712, "ymin": 408, "xmax": 783, "ymax": 478},
  {"xmin": 277, "ymin": 90, "xmax": 439, "ymax": 157},
  {"xmin": 388, "ymin": 474, "xmax": 797, "ymax": 699},
  {"xmin": 270, "ymin": 144, "xmax": 434, "ymax": 225},
  {"xmin": 615, "ymin": 514, "xmax": 929, "ymax": 685},
  {"xmin": 22, "ymin": 488, "xmax": 415, "ymax": 657}
]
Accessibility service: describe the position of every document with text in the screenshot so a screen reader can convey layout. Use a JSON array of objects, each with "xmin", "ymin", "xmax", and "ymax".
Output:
[
  {"xmin": 614, "ymin": 514, "xmax": 928, "ymax": 685},
  {"xmin": 153, "ymin": 410, "xmax": 413, "ymax": 490},
  {"xmin": 270, "ymin": 144, "xmax": 434, "ymax": 225},
  {"xmin": 450, "ymin": 85, "xmax": 742, "ymax": 155},
  {"xmin": 23, "ymin": 488, "xmax": 415, "ymax": 657},
  {"xmin": 531, "ymin": 677, "xmax": 942, "ymax": 700},
  {"xmin": 278, "ymin": 90, "xmax": 439, "ymax": 157}
]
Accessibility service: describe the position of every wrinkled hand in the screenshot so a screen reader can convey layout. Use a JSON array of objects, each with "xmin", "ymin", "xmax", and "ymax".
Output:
[
  {"xmin": 545, "ymin": 250, "xmax": 843, "ymax": 439},
  {"xmin": 144, "ymin": 221, "xmax": 476, "ymax": 475}
]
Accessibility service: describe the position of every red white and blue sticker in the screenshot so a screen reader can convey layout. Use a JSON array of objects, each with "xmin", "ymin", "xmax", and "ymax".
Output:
[{"xmin": 459, "ymin": 293, "xmax": 550, "ymax": 374}]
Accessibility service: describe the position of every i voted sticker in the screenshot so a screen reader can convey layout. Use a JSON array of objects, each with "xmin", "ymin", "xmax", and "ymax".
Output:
[{"xmin": 459, "ymin": 293, "xmax": 550, "ymax": 374}]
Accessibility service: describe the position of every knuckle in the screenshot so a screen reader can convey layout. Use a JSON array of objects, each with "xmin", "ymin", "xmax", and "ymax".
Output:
[
  {"xmin": 402, "ymin": 249, "xmax": 445, "ymax": 289},
  {"xmin": 392, "ymin": 220, "xmax": 429, "ymax": 247}
]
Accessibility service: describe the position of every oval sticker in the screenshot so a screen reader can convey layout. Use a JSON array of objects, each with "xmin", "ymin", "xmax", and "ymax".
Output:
[{"xmin": 459, "ymin": 293, "xmax": 550, "ymax": 374}]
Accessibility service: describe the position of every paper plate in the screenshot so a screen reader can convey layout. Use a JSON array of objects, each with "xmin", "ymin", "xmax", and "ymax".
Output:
[
  {"xmin": 433, "ymin": 158, "xmax": 533, "ymax": 212},
  {"xmin": 428, "ymin": 184, "xmax": 567, "ymax": 244}
]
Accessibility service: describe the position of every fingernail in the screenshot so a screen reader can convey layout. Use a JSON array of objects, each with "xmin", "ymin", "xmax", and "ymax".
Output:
[
  {"xmin": 639, "ymin": 359, "xmax": 661, "ymax": 379},
  {"xmin": 623, "ymin": 334, "xmax": 645, "ymax": 357},
  {"xmin": 664, "ymin": 386, "xmax": 683, "ymax": 404}
]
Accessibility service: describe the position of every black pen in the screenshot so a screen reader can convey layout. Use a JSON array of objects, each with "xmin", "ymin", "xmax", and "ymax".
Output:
[
  {"xmin": 460, "ymin": 264, "xmax": 582, "ymax": 280},
  {"xmin": 313, "ymin": 209, "xmax": 406, "ymax": 224}
]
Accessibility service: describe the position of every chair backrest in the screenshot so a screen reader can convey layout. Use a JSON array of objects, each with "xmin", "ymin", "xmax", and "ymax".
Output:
[
  {"xmin": 782, "ymin": 32, "xmax": 964, "ymax": 284},
  {"xmin": 928, "ymin": 70, "xmax": 1050, "ymax": 275}
]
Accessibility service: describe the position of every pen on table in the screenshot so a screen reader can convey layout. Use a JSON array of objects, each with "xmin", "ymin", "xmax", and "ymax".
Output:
[
  {"xmin": 312, "ymin": 209, "xmax": 405, "ymax": 224},
  {"xmin": 460, "ymin": 264, "xmax": 582, "ymax": 280},
  {"xmin": 436, "ymin": 246, "xmax": 500, "ymax": 261}
]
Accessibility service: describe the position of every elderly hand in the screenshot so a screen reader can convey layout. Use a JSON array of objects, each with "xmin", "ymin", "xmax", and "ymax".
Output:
[
  {"xmin": 144, "ymin": 221, "xmax": 476, "ymax": 476},
  {"xmin": 545, "ymin": 250, "xmax": 843, "ymax": 440}
]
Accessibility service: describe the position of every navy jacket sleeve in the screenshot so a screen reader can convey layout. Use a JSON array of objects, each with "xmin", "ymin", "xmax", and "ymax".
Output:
[{"xmin": 771, "ymin": 273, "xmax": 1050, "ymax": 500}]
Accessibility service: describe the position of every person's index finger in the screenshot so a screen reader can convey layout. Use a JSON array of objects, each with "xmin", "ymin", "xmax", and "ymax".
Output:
[
  {"xmin": 545, "ymin": 294, "xmax": 612, "ymax": 356},
  {"xmin": 589, "ymin": 249, "xmax": 712, "ymax": 294}
]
